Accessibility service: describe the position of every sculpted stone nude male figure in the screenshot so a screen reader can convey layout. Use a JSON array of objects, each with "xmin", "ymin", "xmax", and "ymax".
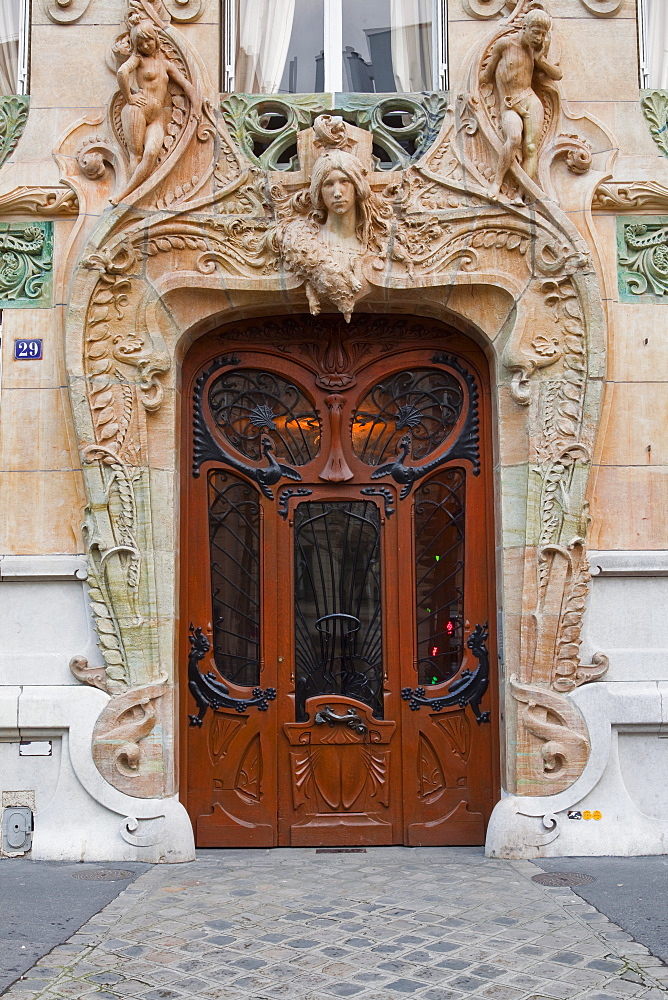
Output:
[{"xmin": 481, "ymin": 9, "xmax": 562, "ymax": 199}]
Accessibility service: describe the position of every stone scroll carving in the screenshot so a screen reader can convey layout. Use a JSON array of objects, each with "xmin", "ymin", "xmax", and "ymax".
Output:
[
  {"xmin": 510, "ymin": 677, "xmax": 590, "ymax": 795},
  {"xmin": 60, "ymin": 0, "xmax": 609, "ymax": 804},
  {"xmin": 617, "ymin": 217, "xmax": 668, "ymax": 301},
  {"xmin": 593, "ymin": 180, "xmax": 668, "ymax": 214},
  {"xmin": 44, "ymin": 0, "xmax": 92, "ymax": 23},
  {"xmin": 463, "ymin": 0, "xmax": 623, "ymax": 16},
  {"xmin": 0, "ymin": 186, "xmax": 79, "ymax": 217},
  {"xmin": 44, "ymin": 0, "xmax": 203, "ymax": 24},
  {"xmin": 0, "ymin": 223, "xmax": 53, "ymax": 307},
  {"xmin": 92, "ymin": 679, "xmax": 169, "ymax": 797}
]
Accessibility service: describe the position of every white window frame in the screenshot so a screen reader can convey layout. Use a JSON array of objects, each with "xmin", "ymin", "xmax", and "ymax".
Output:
[
  {"xmin": 221, "ymin": 0, "xmax": 448, "ymax": 94},
  {"xmin": 638, "ymin": 0, "xmax": 649, "ymax": 88},
  {"xmin": 17, "ymin": 0, "xmax": 29, "ymax": 94}
]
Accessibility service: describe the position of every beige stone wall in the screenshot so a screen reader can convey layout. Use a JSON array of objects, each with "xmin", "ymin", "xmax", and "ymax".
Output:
[
  {"xmin": 2, "ymin": 0, "xmax": 665, "ymax": 558},
  {"xmin": 0, "ymin": 0, "xmax": 220, "ymax": 555}
]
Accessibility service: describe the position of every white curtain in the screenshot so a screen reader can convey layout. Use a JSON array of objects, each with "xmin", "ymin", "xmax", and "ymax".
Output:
[
  {"xmin": 0, "ymin": 0, "xmax": 20, "ymax": 95},
  {"xmin": 390, "ymin": 0, "xmax": 432, "ymax": 92},
  {"xmin": 236, "ymin": 0, "xmax": 296, "ymax": 93},
  {"xmin": 645, "ymin": 0, "xmax": 668, "ymax": 89}
]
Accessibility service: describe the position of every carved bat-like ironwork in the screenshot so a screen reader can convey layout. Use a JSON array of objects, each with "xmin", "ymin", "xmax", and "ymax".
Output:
[
  {"xmin": 401, "ymin": 622, "xmax": 491, "ymax": 724},
  {"xmin": 187, "ymin": 624, "xmax": 276, "ymax": 727}
]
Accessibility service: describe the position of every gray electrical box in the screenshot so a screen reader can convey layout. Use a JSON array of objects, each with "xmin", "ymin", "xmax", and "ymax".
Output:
[{"xmin": 2, "ymin": 806, "xmax": 33, "ymax": 853}]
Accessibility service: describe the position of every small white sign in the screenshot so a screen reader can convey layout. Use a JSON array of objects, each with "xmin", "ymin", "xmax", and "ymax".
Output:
[{"xmin": 19, "ymin": 741, "xmax": 52, "ymax": 756}]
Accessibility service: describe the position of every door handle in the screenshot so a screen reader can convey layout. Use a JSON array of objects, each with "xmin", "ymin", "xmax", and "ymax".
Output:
[{"xmin": 314, "ymin": 705, "xmax": 368, "ymax": 735}]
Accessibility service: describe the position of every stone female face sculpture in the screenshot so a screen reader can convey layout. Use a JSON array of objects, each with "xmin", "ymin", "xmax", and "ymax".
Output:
[{"xmin": 309, "ymin": 150, "xmax": 372, "ymax": 244}]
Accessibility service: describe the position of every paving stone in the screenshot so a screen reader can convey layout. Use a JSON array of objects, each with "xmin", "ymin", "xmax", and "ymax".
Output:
[{"xmin": 3, "ymin": 849, "xmax": 668, "ymax": 1000}]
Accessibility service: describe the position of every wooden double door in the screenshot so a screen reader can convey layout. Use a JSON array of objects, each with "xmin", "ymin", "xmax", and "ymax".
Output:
[{"xmin": 181, "ymin": 317, "xmax": 497, "ymax": 847}]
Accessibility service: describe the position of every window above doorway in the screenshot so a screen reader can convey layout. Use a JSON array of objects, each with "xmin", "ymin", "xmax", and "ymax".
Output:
[
  {"xmin": 222, "ymin": 0, "xmax": 447, "ymax": 94},
  {"xmin": 0, "ymin": 0, "xmax": 28, "ymax": 95},
  {"xmin": 639, "ymin": 0, "xmax": 668, "ymax": 89}
]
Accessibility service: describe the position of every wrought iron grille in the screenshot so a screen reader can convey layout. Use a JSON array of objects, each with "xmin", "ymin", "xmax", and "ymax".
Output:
[
  {"xmin": 293, "ymin": 501, "xmax": 384, "ymax": 722},
  {"xmin": 208, "ymin": 369, "xmax": 320, "ymax": 466},
  {"xmin": 414, "ymin": 471, "xmax": 466, "ymax": 686},
  {"xmin": 208, "ymin": 471, "xmax": 261, "ymax": 688},
  {"xmin": 351, "ymin": 368, "xmax": 464, "ymax": 466}
]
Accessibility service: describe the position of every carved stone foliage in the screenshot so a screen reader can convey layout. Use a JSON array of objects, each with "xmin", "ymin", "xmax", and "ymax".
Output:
[
  {"xmin": 593, "ymin": 181, "xmax": 668, "ymax": 214},
  {"xmin": 63, "ymin": 0, "xmax": 608, "ymax": 803},
  {"xmin": 641, "ymin": 91, "xmax": 668, "ymax": 159},
  {"xmin": 0, "ymin": 96, "xmax": 28, "ymax": 167},
  {"xmin": 0, "ymin": 187, "xmax": 79, "ymax": 217},
  {"xmin": 0, "ymin": 223, "xmax": 53, "ymax": 307},
  {"xmin": 617, "ymin": 216, "xmax": 668, "ymax": 301},
  {"xmin": 221, "ymin": 92, "xmax": 447, "ymax": 172}
]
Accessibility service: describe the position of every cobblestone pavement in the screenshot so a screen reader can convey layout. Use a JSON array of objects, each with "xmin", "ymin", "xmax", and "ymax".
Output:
[{"xmin": 4, "ymin": 847, "xmax": 668, "ymax": 1000}]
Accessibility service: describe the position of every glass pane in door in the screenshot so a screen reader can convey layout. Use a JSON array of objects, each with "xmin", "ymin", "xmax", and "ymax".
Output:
[
  {"xmin": 414, "ymin": 470, "xmax": 465, "ymax": 686},
  {"xmin": 293, "ymin": 501, "xmax": 383, "ymax": 721},
  {"xmin": 208, "ymin": 471, "xmax": 261, "ymax": 687},
  {"xmin": 342, "ymin": 0, "xmax": 434, "ymax": 92}
]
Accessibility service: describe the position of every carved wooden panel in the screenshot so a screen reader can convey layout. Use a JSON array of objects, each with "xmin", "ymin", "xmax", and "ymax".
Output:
[
  {"xmin": 181, "ymin": 319, "xmax": 498, "ymax": 848},
  {"xmin": 282, "ymin": 696, "xmax": 398, "ymax": 845}
]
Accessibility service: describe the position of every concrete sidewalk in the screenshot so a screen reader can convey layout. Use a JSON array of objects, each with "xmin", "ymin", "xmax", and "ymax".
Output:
[{"xmin": 2, "ymin": 847, "xmax": 667, "ymax": 1000}]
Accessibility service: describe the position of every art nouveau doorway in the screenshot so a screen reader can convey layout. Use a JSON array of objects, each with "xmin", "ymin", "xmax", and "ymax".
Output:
[{"xmin": 180, "ymin": 316, "xmax": 498, "ymax": 847}]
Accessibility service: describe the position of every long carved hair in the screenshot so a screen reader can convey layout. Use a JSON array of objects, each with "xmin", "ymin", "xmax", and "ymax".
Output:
[{"xmin": 308, "ymin": 150, "xmax": 390, "ymax": 249}]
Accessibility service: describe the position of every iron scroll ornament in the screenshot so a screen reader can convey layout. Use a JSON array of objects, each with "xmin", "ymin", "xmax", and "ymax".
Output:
[
  {"xmin": 370, "ymin": 354, "xmax": 480, "ymax": 500},
  {"xmin": 401, "ymin": 623, "xmax": 491, "ymax": 724},
  {"xmin": 192, "ymin": 355, "xmax": 303, "ymax": 499},
  {"xmin": 187, "ymin": 624, "xmax": 276, "ymax": 727}
]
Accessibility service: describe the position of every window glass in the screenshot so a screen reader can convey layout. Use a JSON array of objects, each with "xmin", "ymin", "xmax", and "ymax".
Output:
[
  {"xmin": 236, "ymin": 0, "xmax": 324, "ymax": 94},
  {"xmin": 293, "ymin": 501, "xmax": 383, "ymax": 721},
  {"xmin": 342, "ymin": 0, "xmax": 434, "ymax": 92},
  {"xmin": 414, "ymin": 470, "xmax": 465, "ymax": 687},
  {"xmin": 208, "ymin": 471, "xmax": 261, "ymax": 688},
  {"xmin": 0, "ymin": 0, "xmax": 20, "ymax": 95},
  {"xmin": 642, "ymin": 0, "xmax": 668, "ymax": 89}
]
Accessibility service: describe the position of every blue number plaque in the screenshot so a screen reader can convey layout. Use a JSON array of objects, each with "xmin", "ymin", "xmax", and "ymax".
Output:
[{"xmin": 14, "ymin": 339, "xmax": 43, "ymax": 360}]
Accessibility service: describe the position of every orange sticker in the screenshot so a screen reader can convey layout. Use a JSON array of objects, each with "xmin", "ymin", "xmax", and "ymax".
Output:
[
  {"xmin": 593, "ymin": 810, "xmax": 602, "ymax": 820},
  {"xmin": 583, "ymin": 810, "xmax": 592, "ymax": 820}
]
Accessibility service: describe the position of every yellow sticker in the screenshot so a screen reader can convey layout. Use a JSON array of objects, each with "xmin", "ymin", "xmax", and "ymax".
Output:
[
  {"xmin": 593, "ymin": 810, "xmax": 602, "ymax": 820},
  {"xmin": 583, "ymin": 810, "xmax": 592, "ymax": 820}
]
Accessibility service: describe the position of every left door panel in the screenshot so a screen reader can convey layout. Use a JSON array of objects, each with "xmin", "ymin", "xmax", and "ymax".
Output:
[{"xmin": 185, "ymin": 469, "xmax": 278, "ymax": 847}]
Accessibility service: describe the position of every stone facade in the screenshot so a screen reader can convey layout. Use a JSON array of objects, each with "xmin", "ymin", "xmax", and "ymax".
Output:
[{"xmin": 0, "ymin": 0, "xmax": 667, "ymax": 862}]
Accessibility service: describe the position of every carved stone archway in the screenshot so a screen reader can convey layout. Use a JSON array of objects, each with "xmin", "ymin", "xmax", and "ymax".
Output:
[{"xmin": 58, "ymin": 0, "xmax": 612, "ymax": 858}]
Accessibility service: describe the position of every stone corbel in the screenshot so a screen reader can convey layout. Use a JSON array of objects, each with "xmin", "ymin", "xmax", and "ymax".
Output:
[
  {"xmin": 593, "ymin": 180, "xmax": 668, "ymax": 213},
  {"xmin": 0, "ymin": 186, "xmax": 79, "ymax": 217}
]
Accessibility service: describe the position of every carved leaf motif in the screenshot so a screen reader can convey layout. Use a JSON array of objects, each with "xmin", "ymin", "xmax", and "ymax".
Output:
[
  {"xmin": 433, "ymin": 713, "xmax": 471, "ymax": 761},
  {"xmin": 290, "ymin": 750, "xmax": 314, "ymax": 810},
  {"xmin": 418, "ymin": 734, "xmax": 446, "ymax": 802},
  {"xmin": 235, "ymin": 733, "xmax": 262, "ymax": 801},
  {"xmin": 209, "ymin": 715, "xmax": 245, "ymax": 765}
]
